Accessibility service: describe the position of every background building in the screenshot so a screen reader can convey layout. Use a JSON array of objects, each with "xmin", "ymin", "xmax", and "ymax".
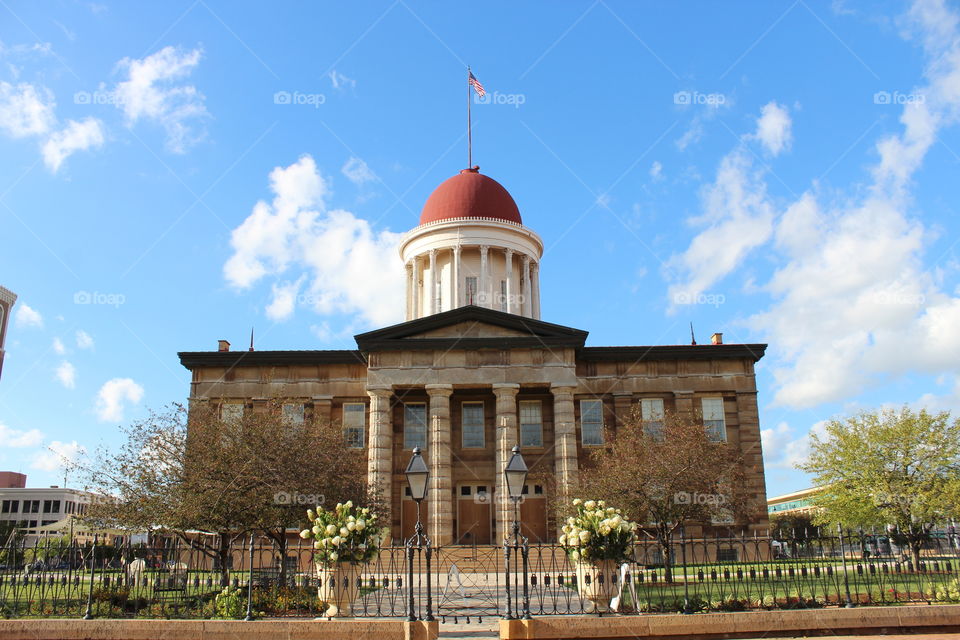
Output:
[
  {"xmin": 767, "ymin": 487, "xmax": 821, "ymax": 516},
  {"xmin": 179, "ymin": 167, "xmax": 770, "ymax": 545},
  {"xmin": 0, "ymin": 286, "xmax": 17, "ymax": 381},
  {"xmin": 0, "ymin": 473, "xmax": 93, "ymax": 541}
]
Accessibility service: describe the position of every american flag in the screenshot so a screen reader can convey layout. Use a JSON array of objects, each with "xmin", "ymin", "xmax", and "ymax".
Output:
[{"xmin": 468, "ymin": 71, "xmax": 485, "ymax": 99}]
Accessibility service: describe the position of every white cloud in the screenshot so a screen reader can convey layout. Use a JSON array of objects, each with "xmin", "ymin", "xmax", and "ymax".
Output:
[
  {"xmin": 649, "ymin": 161, "xmax": 663, "ymax": 182},
  {"xmin": 75, "ymin": 329, "xmax": 94, "ymax": 350},
  {"xmin": 14, "ymin": 302, "xmax": 43, "ymax": 328},
  {"xmin": 31, "ymin": 440, "xmax": 86, "ymax": 472},
  {"xmin": 112, "ymin": 46, "xmax": 207, "ymax": 153},
  {"xmin": 224, "ymin": 155, "xmax": 405, "ymax": 327},
  {"xmin": 265, "ymin": 277, "xmax": 304, "ymax": 321},
  {"xmin": 52, "ymin": 337, "xmax": 66, "ymax": 355},
  {"xmin": 328, "ymin": 70, "xmax": 356, "ymax": 91},
  {"xmin": 55, "ymin": 361, "xmax": 76, "ymax": 389},
  {"xmin": 0, "ymin": 81, "xmax": 55, "ymax": 138},
  {"xmin": 341, "ymin": 156, "xmax": 376, "ymax": 186},
  {"xmin": 666, "ymin": 143, "xmax": 775, "ymax": 308},
  {"xmin": 751, "ymin": 101, "xmax": 792, "ymax": 156},
  {"xmin": 42, "ymin": 117, "xmax": 105, "ymax": 172},
  {"xmin": 0, "ymin": 422, "xmax": 44, "ymax": 448},
  {"xmin": 95, "ymin": 378, "xmax": 144, "ymax": 422},
  {"xmin": 761, "ymin": 421, "xmax": 792, "ymax": 458}
]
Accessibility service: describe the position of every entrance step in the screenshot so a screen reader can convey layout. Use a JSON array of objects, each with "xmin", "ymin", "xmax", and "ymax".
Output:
[{"xmin": 438, "ymin": 620, "xmax": 499, "ymax": 639}]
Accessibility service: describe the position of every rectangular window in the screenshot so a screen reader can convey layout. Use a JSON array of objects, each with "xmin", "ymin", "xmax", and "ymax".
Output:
[
  {"xmin": 702, "ymin": 397, "xmax": 727, "ymax": 442},
  {"xmin": 519, "ymin": 401, "xmax": 543, "ymax": 447},
  {"xmin": 42, "ymin": 500, "xmax": 52, "ymax": 513},
  {"xmin": 343, "ymin": 403, "xmax": 366, "ymax": 448},
  {"xmin": 580, "ymin": 399, "xmax": 604, "ymax": 446},
  {"xmin": 282, "ymin": 403, "xmax": 305, "ymax": 425},
  {"xmin": 1, "ymin": 500, "xmax": 18, "ymax": 513},
  {"xmin": 220, "ymin": 403, "xmax": 244, "ymax": 422},
  {"xmin": 465, "ymin": 277, "xmax": 478, "ymax": 305},
  {"xmin": 51, "ymin": 500, "xmax": 61, "ymax": 514},
  {"xmin": 25, "ymin": 500, "xmax": 40, "ymax": 514},
  {"xmin": 41, "ymin": 520, "xmax": 56, "ymax": 526},
  {"xmin": 404, "ymin": 403, "xmax": 428, "ymax": 450},
  {"xmin": 461, "ymin": 402, "xmax": 485, "ymax": 448},
  {"xmin": 641, "ymin": 398, "xmax": 665, "ymax": 440}
]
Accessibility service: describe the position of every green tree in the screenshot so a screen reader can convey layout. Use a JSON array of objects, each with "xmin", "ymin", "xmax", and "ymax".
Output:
[
  {"xmin": 799, "ymin": 406, "xmax": 960, "ymax": 567},
  {"xmin": 579, "ymin": 407, "xmax": 753, "ymax": 582}
]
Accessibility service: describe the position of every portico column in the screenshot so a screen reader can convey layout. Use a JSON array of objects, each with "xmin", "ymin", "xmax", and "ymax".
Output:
[
  {"xmin": 405, "ymin": 262, "xmax": 414, "ymax": 321},
  {"xmin": 521, "ymin": 255, "xmax": 532, "ymax": 317},
  {"xmin": 366, "ymin": 386, "xmax": 394, "ymax": 543},
  {"xmin": 551, "ymin": 385, "xmax": 579, "ymax": 512},
  {"xmin": 452, "ymin": 246, "xmax": 461, "ymax": 309},
  {"xmin": 479, "ymin": 245, "xmax": 490, "ymax": 309},
  {"xmin": 504, "ymin": 249, "xmax": 514, "ymax": 313},
  {"xmin": 493, "ymin": 383, "xmax": 520, "ymax": 541},
  {"xmin": 531, "ymin": 261, "xmax": 541, "ymax": 319},
  {"xmin": 428, "ymin": 249, "xmax": 438, "ymax": 315},
  {"xmin": 426, "ymin": 384, "xmax": 454, "ymax": 546}
]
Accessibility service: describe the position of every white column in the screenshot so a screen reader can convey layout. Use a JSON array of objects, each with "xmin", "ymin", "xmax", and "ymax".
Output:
[
  {"xmin": 479, "ymin": 245, "xmax": 490, "ymax": 309},
  {"xmin": 366, "ymin": 386, "xmax": 394, "ymax": 543},
  {"xmin": 412, "ymin": 256, "xmax": 421, "ymax": 319},
  {"xmin": 452, "ymin": 246, "xmax": 461, "ymax": 310},
  {"xmin": 531, "ymin": 261, "xmax": 541, "ymax": 319},
  {"xmin": 521, "ymin": 255, "xmax": 532, "ymax": 317},
  {"xmin": 504, "ymin": 249, "xmax": 514, "ymax": 314},
  {"xmin": 428, "ymin": 249, "xmax": 437, "ymax": 315},
  {"xmin": 405, "ymin": 262, "xmax": 413, "ymax": 321}
]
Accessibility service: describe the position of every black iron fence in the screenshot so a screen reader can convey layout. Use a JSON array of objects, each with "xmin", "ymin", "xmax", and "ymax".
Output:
[{"xmin": 1, "ymin": 529, "xmax": 958, "ymax": 619}]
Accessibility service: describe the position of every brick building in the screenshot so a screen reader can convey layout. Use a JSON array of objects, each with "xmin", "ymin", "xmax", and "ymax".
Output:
[{"xmin": 178, "ymin": 167, "xmax": 769, "ymax": 546}]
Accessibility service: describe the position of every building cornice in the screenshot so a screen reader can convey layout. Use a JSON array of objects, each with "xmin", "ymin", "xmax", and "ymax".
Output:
[
  {"xmin": 0, "ymin": 286, "xmax": 16, "ymax": 306},
  {"xmin": 578, "ymin": 344, "xmax": 767, "ymax": 363},
  {"xmin": 178, "ymin": 350, "xmax": 366, "ymax": 369}
]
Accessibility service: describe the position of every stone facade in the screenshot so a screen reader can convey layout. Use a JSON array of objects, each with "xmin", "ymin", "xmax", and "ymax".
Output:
[{"xmin": 178, "ymin": 306, "xmax": 769, "ymax": 546}]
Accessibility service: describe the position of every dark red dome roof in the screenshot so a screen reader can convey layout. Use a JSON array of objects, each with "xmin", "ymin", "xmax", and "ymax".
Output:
[{"xmin": 419, "ymin": 167, "xmax": 522, "ymax": 225}]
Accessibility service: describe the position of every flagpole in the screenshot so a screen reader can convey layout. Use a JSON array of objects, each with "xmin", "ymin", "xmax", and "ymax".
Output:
[{"xmin": 467, "ymin": 66, "xmax": 472, "ymax": 168}]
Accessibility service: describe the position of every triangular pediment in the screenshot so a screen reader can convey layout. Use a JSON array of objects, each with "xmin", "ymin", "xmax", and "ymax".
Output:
[{"xmin": 354, "ymin": 306, "xmax": 588, "ymax": 351}]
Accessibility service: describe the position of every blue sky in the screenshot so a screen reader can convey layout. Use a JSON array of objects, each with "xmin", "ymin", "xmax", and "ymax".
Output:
[{"xmin": 2, "ymin": 0, "xmax": 960, "ymax": 498}]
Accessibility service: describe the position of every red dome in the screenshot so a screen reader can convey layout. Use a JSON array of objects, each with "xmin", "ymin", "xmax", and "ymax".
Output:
[{"xmin": 419, "ymin": 167, "xmax": 522, "ymax": 225}]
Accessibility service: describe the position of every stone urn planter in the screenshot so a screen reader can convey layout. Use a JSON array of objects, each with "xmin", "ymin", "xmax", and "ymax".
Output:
[
  {"xmin": 315, "ymin": 562, "xmax": 362, "ymax": 617},
  {"xmin": 574, "ymin": 559, "xmax": 619, "ymax": 613}
]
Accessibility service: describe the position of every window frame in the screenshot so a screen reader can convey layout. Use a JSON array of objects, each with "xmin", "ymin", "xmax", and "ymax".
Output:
[
  {"xmin": 219, "ymin": 402, "xmax": 244, "ymax": 422},
  {"xmin": 701, "ymin": 397, "xmax": 727, "ymax": 442},
  {"xmin": 519, "ymin": 400, "xmax": 543, "ymax": 448},
  {"xmin": 640, "ymin": 397, "xmax": 665, "ymax": 440},
  {"xmin": 342, "ymin": 402, "xmax": 366, "ymax": 449},
  {"xmin": 579, "ymin": 399, "xmax": 605, "ymax": 446},
  {"xmin": 460, "ymin": 401, "xmax": 486, "ymax": 449},
  {"xmin": 403, "ymin": 402, "xmax": 428, "ymax": 450},
  {"xmin": 282, "ymin": 402, "xmax": 305, "ymax": 426}
]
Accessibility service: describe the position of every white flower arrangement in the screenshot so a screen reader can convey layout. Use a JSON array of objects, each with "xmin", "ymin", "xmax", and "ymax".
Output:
[
  {"xmin": 560, "ymin": 498, "xmax": 638, "ymax": 562},
  {"xmin": 299, "ymin": 501, "xmax": 382, "ymax": 566}
]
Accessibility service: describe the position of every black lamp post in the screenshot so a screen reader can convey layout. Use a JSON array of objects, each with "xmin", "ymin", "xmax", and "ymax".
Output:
[
  {"xmin": 404, "ymin": 447, "xmax": 433, "ymax": 622},
  {"xmin": 503, "ymin": 445, "xmax": 531, "ymax": 620}
]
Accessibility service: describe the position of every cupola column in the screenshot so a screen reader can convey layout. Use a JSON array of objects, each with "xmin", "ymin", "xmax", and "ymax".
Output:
[
  {"xmin": 428, "ymin": 249, "xmax": 438, "ymax": 314},
  {"xmin": 504, "ymin": 249, "xmax": 514, "ymax": 313},
  {"xmin": 405, "ymin": 262, "xmax": 414, "ymax": 321},
  {"xmin": 412, "ymin": 257, "xmax": 421, "ymax": 319},
  {"xmin": 452, "ymin": 246, "xmax": 462, "ymax": 309},
  {"xmin": 479, "ymin": 245, "xmax": 490, "ymax": 309},
  {"xmin": 521, "ymin": 255, "xmax": 532, "ymax": 317},
  {"xmin": 531, "ymin": 261, "xmax": 541, "ymax": 319}
]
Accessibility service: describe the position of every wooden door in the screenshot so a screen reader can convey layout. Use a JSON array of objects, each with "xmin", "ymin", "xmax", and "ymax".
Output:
[
  {"xmin": 456, "ymin": 484, "xmax": 492, "ymax": 545},
  {"xmin": 520, "ymin": 484, "xmax": 548, "ymax": 542}
]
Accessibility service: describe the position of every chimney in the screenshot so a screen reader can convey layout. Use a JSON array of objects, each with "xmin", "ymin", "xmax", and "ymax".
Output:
[
  {"xmin": 218, "ymin": 340, "xmax": 231, "ymax": 352},
  {"xmin": 711, "ymin": 332, "xmax": 723, "ymax": 345}
]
